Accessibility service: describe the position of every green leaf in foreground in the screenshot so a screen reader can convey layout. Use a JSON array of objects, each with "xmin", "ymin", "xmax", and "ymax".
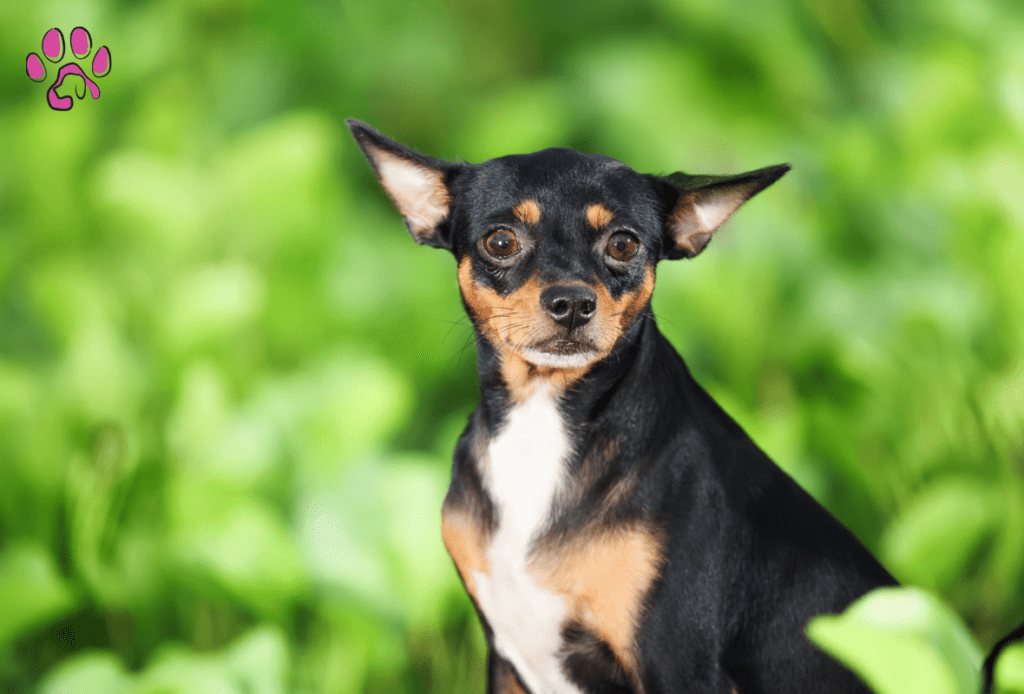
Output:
[
  {"xmin": 995, "ymin": 642, "xmax": 1024, "ymax": 694},
  {"xmin": 806, "ymin": 587, "xmax": 982, "ymax": 694}
]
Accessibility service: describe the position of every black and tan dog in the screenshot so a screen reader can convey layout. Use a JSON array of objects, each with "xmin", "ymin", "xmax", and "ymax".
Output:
[{"xmin": 347, "ymin": 120, "xmax": 962, "ymax": 693}]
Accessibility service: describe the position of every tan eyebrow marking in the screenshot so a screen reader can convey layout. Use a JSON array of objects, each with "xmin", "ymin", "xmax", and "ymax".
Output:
[
  {"xmin": 586, "ymin": 203, "xmax": 615, "ymax": 229},
  {"xmin": 513, "ymin": 199, "xmax": 542, "ymax": 225}
]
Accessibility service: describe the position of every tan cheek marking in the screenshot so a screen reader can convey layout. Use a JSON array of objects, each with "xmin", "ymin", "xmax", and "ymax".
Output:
[
  {"xmin": 458, "ymin": 258, "xmax": 545, "ymax": 345},
  {"xmin": 591, "ymin": 285, "xmax": 618, "ymax": 354},
  {"xmin": 589, "ymin": 266, "xmax": 656, "ymax": 354},
  {"xmin": 441, "ymin": 507, "xmax": 490, "ymax": 601},
  {"xmin": 533, "ymin": 527, "xmax": 663, "ymax": 688},
  {"xmin": 618, "ymin": 268, "xmax": 655, "ymax": 329},
  {"xmin": 504, "ymin": 277, "xmax": 546, "ymax": 343},
  {"xmin": 513, "ymin": 199, "xmax": 541, "ymax": 225},
  {"xmin": 458, "ymin": 257, "xmax": 500, "ymax": 334},
  {"xmin": 460, "ymin": 258, "xmax": 577, "ymax": 400},
  {"xmin": 586, "ymin": 203, "xmax": 615, "ymax": 229}
]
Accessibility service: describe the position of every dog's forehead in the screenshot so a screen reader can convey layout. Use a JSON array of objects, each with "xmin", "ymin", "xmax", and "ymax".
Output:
[
  {"xmin": 489, "ymin": 147, "xmax": 628, "ymax": 175},
  {"xmin": 468, "ymin": 147, "xmax": 653, "ymax": 214}
]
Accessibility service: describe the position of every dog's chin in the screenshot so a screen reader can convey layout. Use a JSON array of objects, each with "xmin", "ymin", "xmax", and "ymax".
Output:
[{"xmin": 518, "ymin": 346, "xmax": 598, "ymax": 369}]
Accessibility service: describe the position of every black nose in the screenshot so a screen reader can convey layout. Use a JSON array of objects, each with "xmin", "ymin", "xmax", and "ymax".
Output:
[{"xmin": 541, "ymin": 285, "xmax": 597, "ymax": 331}]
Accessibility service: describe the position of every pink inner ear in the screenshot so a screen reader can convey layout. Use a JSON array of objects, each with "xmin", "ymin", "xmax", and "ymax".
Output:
[
  {"xmin": 375, "ymin": 153, "xmax": 450, "ymax": 241},
  {"xmin": 668, "ymin": 190, "xmax": 749, "ymax": 258},
  {"xmin": 690, "ymin": 192, "xmax": 747, "ymax": 233}
]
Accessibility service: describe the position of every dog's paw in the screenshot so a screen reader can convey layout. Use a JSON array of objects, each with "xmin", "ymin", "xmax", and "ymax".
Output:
[{"xmin": 26, "ymin": 27, "xmax": 111, "ymax": 111}]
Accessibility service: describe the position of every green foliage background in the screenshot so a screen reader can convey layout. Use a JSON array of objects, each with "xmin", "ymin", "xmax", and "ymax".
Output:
[{"xmin": 1, "ymin": 0, "xmax": 1023, "ymax": 692}]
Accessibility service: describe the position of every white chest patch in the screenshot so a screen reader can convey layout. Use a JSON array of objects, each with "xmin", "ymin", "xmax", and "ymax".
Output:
[{"xmin": 472, "ymin": 384, "xmax": 583, "ymax": 694}]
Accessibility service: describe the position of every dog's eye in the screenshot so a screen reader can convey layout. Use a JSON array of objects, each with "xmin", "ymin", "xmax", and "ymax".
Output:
[
  {"xmin": 483, "ymin": 229, "xmax": 520, "ymax": 259},
  {"xmin": 606, "ymin": 231, "xmax": 640, "ymax": 262}
]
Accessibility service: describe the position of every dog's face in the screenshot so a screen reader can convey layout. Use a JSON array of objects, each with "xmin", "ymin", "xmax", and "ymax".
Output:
[
  {"xmin": 451, "ymin": 149, "xmax": 662, "ymax": 376},
  {"xmin": 348, "ymin": 121, "xmax": 788, "ymax": 392}
]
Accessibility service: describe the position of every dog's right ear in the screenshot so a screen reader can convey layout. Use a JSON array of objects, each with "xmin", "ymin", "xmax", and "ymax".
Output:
[
  {"xmin": 653, "ymin": 164, "xmax": 790, "ymax": 260},
  {"xmin": 347, "ymin": 120, "xmax": 459, "ymax": 251}
]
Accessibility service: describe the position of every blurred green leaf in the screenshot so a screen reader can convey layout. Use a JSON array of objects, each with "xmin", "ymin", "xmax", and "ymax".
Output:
[
  {"xmin": 881, "ymin": 480, "xmax": 1000, "ymax": 590},
  {"xmin": 215, "ymin": 112, "xmax": 339, "ymax": 246},
  {"xmin": 134, "ymin": 647, "xmax": 242, "ymax": 694},
  {"xmin": 37, "ymin": 652, "xmax": 131, "ymax": 694},
  {"xmin": 996, "ymin": 642, "xmax": 1024, "ymax": 694},
  {"xmin": 223, "ymin": 626, "xmax": 290, "ymax": 694},
  {"xmin": 173, "ymin": 492, "xmax": 307, "ymax": 618},
  {"xmin": 34, "ymin": 627, "xmax": 288, "ymax": 694},
  {"xmin": 807, "ymin": 587, "xmax": 983, "ymax": 694},
  {"xmin": 0, "ymin": 542, "xmax": 77, "ymax": 646},
  {"xmin": 297, "ymin": 454, "xmax": 455, "ymax": 622},
  {"xmin": 164, "ymin": 264, "xmax": 266, "ymax": 352},
  {"xmin": 294, "ymin": 352, "xmax": 414, "ymax": 475}
]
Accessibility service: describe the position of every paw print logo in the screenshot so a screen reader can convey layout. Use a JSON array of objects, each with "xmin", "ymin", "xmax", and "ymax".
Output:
[{"xmin": 26, "ymin": 27, "xmax": 111, "ymax": 111}]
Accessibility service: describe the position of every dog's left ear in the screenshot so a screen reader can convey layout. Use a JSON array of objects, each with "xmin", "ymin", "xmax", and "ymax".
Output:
[
  {"xmin": 347, "ymin": 119, "xmax": 459, "ymax": 250},
  {"xmin": 655, "ymin": 163, "xmax": 791, "ymax": 259}
]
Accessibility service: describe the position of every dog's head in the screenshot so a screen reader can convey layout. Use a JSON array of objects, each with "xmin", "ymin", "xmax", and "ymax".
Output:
[{"xmin": 348, "ymin": 120, "xmax": 788, "ymax": 393}]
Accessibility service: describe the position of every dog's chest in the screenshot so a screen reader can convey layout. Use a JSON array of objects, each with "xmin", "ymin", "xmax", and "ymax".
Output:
[{"xmin": 472, "ymin": 386, "xmax": 584, "ymax": 694}]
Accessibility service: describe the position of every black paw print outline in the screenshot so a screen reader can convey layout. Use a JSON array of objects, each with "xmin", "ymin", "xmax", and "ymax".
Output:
[{"xmin": 26, "ymin": 27, "xmax": 111, "ymax": 111}]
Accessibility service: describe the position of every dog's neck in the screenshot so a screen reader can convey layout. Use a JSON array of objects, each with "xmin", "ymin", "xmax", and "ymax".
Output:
[{"xmin": 461, "ymin": 305, "xmax": 700, "ymax": 546}]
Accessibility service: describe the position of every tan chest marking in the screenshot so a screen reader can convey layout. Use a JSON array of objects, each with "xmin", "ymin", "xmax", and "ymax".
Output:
[
  {"xmin": 533, "ymin": 526, "xmax": 663, "ymax": 689},
  {"xmin": 441, "ymin": 507, "xmax": 490, "ymax": 602}
]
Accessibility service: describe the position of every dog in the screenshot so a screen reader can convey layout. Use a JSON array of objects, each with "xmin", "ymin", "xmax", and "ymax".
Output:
[{"xmin": 347, "ymin": 120, "xmax": 1016, "ymax": 694}]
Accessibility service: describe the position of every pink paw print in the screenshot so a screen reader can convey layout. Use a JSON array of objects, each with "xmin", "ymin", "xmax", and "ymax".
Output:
[{"xmin": 26, "ymin": 27, "xmax": 111, "ymax": 111}]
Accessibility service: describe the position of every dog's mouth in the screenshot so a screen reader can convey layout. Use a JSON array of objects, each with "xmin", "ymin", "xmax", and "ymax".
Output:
[{"xmin": 517, "ymin": 336, "xmax": 600, "ymax": 369}]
